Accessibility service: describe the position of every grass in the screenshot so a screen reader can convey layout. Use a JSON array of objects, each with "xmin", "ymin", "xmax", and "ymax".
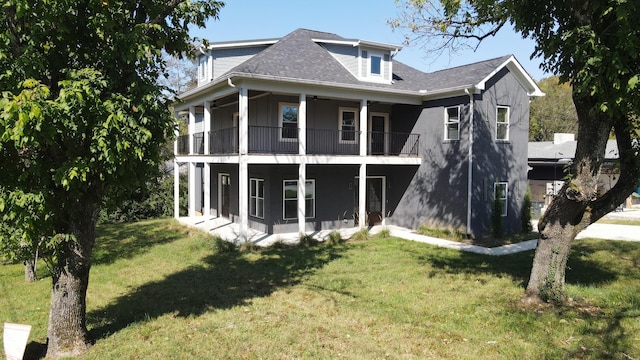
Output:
[
  {"xmin": 1, "ymin": 218, "xmax": 639, "ymax": 359},
  {"xmin": 416, "ymin": 225, "xmax": 538, "ymax": 247}
]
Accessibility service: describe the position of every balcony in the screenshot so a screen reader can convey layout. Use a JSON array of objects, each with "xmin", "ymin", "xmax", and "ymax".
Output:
[{"xmin": 175, "ymin": 126, "xmax": 420, "ymax": 157}]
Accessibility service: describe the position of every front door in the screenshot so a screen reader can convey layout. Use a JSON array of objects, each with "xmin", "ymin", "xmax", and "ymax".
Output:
[
  {"xmin": 354, "ymin": 176, "xmax": 385, "ymax": 226},
  {"xmin": 369, "ymin": 114, "xmax": 388, "ymax": 155},
  {"xmin": 219, "ymin": 173, "xmax": 231, "ymax": 219}
]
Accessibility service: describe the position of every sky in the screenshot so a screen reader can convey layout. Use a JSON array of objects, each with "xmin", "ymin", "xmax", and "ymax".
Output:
[{"xmin": 190, "ymin": 0, "xmax": 552, "ymax": 81}]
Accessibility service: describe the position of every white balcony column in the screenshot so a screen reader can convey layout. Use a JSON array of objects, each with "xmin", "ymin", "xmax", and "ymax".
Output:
[
  {"xmin": 359, "ymin": 99, "xmax": 368, "ymax": 156},
  {"xmin": 188, "ymin": 105, "xmax": 196, "ymax": 154},
  {"xmin": 173, "ymin": 110, "xmax": 180, "ymax": 219},
  {"xmin": 298, "ymin": 93, "xmax": 307, "ymax": 235},
  {"xmin": 174, "ymin": 159, "xmax": 180, "ymax": 218},
  {"xmin": 358, "ymin": 164, "xmax": 367, "ymax": 229},
  {"xmin": 202, "ymin": 101, "xmax": 211, "ymax": 217},
  {"xmin": 298, "ymin": 93, "xmax": 307, "ymax": 155},
  {"xmin": 238, "ymin": 87, "xmax": 249, "ymax": 241},
  {"xmin": 203, "ymin": 100, "xmax": 211, "ymax": 155},
  {"xmin": 188, "ymin": 162, "xmax": 196, "ymax": 217},
  {"xmin": 358, "ymin": 99, "xmax": 368, "ymax": 228}
]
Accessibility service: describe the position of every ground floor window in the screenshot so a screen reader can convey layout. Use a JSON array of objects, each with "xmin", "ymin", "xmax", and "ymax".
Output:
[
  {"xmin": 283, "ymin": 179, "xmax": 315, "ymax": 220},
  {"xmin": 494, "ymin": 182, "xmax": 508, "ymax": 216},
  {"xmin": 250, "ymin": 178, "xmax": 264, "ymax": 218}
]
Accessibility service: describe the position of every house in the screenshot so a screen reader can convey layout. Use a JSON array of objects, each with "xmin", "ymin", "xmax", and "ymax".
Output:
[
  {"xmin": 528, "ymin": 133, "xmax": 621, "ymax": 216},
  {"xmin": 172, "ymin": 28, "xmax": 544, "ymax": 240}
]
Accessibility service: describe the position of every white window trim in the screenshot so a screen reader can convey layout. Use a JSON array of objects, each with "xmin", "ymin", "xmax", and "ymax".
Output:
[
  {"xmin": 496, "ymin": 105, "xmax": 510, "ymax": 141},
  {"xmin": 338, "ymin": 107, "xmax": 359, "ymax": 144},
  {"xmin": 494, "ymin": 182, "xmax": 508, "ymax": 217},
  {"xmin": 278, "ymin": 102, "xmax": 299, "ymax": 142},
  {"xmin": 283, "ymin": 179, "xmax": 315, "ymax": 220},
  {"xmin": 369, "ymin": 53, "xmax": 384, "ymax": 77},
  {"xmin": 249, "ymin": 178, "xmax": 264, "ymax": 219},
  {"xmin": 444, "ymin": 106, "xmax": 460, "ymax": 141},
  {"xmin": 198, "ymin": 55, "xmax": 208, "ymax": 81}
]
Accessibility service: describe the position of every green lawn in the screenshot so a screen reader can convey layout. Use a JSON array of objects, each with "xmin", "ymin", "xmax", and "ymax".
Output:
[{"xmin": 2, "ymin": 218, "xmax": 639, "ymax": 359}]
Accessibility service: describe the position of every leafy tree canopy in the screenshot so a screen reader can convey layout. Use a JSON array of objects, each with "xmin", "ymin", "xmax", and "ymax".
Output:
[
  {"xmin": 529, "ymin": 76, "xmax": 578, "ymax": 141},
  {"xmin": 0, "ymin": 0, "xmax": 223, "ymax": 356}
]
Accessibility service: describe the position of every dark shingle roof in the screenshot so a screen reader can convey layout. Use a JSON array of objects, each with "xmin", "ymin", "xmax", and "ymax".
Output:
[{"xmin": 215, "ymin": 28, "xmax": 525, "ymax": 95}]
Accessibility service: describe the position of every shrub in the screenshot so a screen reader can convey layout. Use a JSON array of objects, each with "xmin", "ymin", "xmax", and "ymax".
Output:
[
  {"xmin": 521, "ymin": 187, "xmax": 534, "ymax": 234},
  {"xmin": 491, "ymin": 187, "xmax": 504, "ymax": 239},
  {"xmin": 99, "ymin": 173, "xmax": 188, "ymax": 224},
  {"xmin": 299, "ymin": 233, "xmax": 320, "ymax": 247},
  {"xmin": 350, "ymin": 228, "xmax": 371, "ymax": 241},
  {"xmin": 326, "ymin": 231, "xmax": 343, "ymax": 245},
  {"xmin": 213, "ymin": 236, "xmax": 237, "ymax": 254},
  {"xmin": 375, "ymin": 228, "xmax": 391, "ymax": 238}
]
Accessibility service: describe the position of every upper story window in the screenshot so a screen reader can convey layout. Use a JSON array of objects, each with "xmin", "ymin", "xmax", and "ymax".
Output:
[
  {"xmin": 339, "ymin": 107, "xmax": 358, "ymax": 143},
  {"xmin": 370, "ymin": 55, "xmax": 382, "ymax": 76},
  {"xmin": 279, "ymin": 103, "xmax": 298, "ymax": 141},
  {"xmin": 361, "ymin": 49, "xmax": 390, "ymax": 82},
  {"xmin": 444, "ymin": 106, "xmax": 460, "ymax": 141},
  {"xmin": 496, "ymin": 106, "xmax": 510, "ymax": 141}
]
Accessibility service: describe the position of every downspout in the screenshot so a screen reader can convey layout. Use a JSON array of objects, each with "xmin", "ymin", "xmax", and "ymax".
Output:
[{"xmin": 465, "ymin": 88, "xmax": 474, "ymax": 237}]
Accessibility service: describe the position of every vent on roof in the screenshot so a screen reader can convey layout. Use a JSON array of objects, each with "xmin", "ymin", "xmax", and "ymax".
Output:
[{"xmin": 553, "ymin": 133, "xmax": 575, "ymax": 144}]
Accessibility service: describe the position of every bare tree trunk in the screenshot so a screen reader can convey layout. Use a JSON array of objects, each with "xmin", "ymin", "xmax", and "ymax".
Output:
[
  {"xmin": 46, "ymin": 207, "xmax": 97, "ymax": 358},
  {"xmin": 24, "ymin": 260, "xmax": 37, "ymax": 282},
  {"xmin": 524, "ymin": 92, "xmax": 609, "ymax": 304}
]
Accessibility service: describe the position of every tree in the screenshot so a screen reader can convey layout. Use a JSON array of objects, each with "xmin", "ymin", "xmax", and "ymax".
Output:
[
  {"xmin": 159, "ymin": 52, "xmax": 199, "ymax": 97},
  {"xmin": 529, "ymin": 76, "xmax": 578, "ymax": 141},
  {"xmin": 390, "ymin": 0, "xmax": 640, "ymax": 304},
  {"xmin": 0, "ymin": 1, "xmax": 224, "ymax": 357}
]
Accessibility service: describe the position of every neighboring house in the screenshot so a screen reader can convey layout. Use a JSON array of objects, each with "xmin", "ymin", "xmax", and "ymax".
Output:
[
  {"xmin": 528, "ymin": 133, "xmax": 621, "ymax": 216},
  {"xmin": 172, "ymin": 28, "xmax": 543, "ymax": 240}
]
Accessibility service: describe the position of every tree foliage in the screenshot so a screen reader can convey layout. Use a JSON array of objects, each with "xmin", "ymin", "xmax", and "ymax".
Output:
[
  {"xmin": 529, "ymin": 76, "xmax": 578, "ymax": 141},
  {"xmin": 0, "ymin": 0, "xmax": 223, "ymax": 357},
  {"xmin": 391, "ymin": 0, "xmax": 640, "ymax": 304}
]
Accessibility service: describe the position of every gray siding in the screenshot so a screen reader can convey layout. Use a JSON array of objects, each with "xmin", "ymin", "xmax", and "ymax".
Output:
[
  {"xmin": 322, "ymin": 43, "xmax": 359, "ymax": 78},
  {"xmin": 471, "ymin": 68, "xmax": 530, "ymax": 236},
  {"xmin": 386, "ymin": 68, "xmax": 530, "ymax": 238},
  {"xmin": 211, "ymin": 46, "xmax": 270, "ymax": 80},
  {"xmin": 387, "ymin": 97, "xmax": 470, "ymax": 232}
]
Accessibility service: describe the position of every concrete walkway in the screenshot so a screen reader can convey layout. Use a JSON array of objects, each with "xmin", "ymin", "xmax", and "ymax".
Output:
[{"xmin": 178, "ymin": 208, "xmax": 640, "ymax": 257}]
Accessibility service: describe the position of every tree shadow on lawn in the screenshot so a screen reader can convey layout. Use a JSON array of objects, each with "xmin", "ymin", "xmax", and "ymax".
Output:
[
  {"xmin": 421, "ymin": 239, "xmax": 640, "ymax": 358},
  {"xmin": 87, "ymin": 243, "xmax": 347, "ymax": 341},
  {"xmin": 420, "ymin": 238, "xmax": 626, "ymax": 288},
  {"xmin": 92, "ymin": 219, "xmax": 186, "ymax": 265}
]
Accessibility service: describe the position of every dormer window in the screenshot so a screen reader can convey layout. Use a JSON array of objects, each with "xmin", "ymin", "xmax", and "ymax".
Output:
[
  {"xmin": 360, "ymin": 49, "xmax": 390, "ymax": 83},
  {"xmin": 370, "ymin": 55, "xmax": 382, "ymax": 76}
]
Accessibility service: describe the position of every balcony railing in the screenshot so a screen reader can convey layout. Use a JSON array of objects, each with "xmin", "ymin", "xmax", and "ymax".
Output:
[
  {"xmin": 175, "ymin": 126, "xmax": 420, "ymax": 157},
  {"xmin": 209, "ymin": 127, "xmax": 239, "ymax": 154},
  {"xmin": 367, "ymin": 132, "xmax": 420, "ymax": 156},
  {"xmin": 193, "ymin": 132, "xmax": 204, "ymax": 154},
  {"xmin": 177, "ymin": 134, "xmax": 189, "ymax": 155}
]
